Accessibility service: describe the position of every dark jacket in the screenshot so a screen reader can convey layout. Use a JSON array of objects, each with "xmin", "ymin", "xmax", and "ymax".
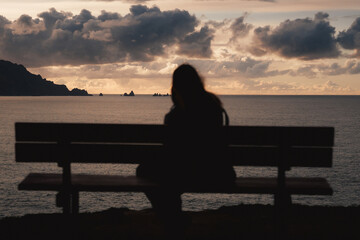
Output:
[{"xmin": 136, "ymin": 93, "xmax": 236, "ymax": 186}]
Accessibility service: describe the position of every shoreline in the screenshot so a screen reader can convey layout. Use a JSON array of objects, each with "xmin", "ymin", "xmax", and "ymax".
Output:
[{"xmin": 1, "ymin": 204, "xmax": 359, "ymax": 240}]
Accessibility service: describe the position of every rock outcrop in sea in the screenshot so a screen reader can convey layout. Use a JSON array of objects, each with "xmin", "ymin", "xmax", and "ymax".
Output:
[
  {"xmin": 124, "ymin": 90, "xmax": 135, "ymax": 96},
  {"xmin": 153, "ymin": 93, "xmax": 170, "ymax": 96},
  {"xmin": 0, "ymin": 59, "xmax": 92, "ymax": 96}
]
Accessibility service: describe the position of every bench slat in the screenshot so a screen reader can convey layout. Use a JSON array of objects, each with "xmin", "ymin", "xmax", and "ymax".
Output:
[
  {"xmin": 225, "ymin": 126, "xmax": 334, "ymax": 146},
  {"xmin": 16, "ymin": 143, "xmax": 332, "ymax": 167},
  {"xmin": 15, "ymin": 123, "xmax": 334, "ymax": 146},
  {"xmin": 16, "ymin": 123, "xmax": 165, "ymax": 143},
  {"xmin": 18, "ymin": 173, "xmax": 333, "ymax": 195}
]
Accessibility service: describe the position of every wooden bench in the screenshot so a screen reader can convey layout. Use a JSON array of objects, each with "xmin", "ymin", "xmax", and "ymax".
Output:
[{"xmin": 15, "ymin": 122, "xmax": 334, "ymax": 219}]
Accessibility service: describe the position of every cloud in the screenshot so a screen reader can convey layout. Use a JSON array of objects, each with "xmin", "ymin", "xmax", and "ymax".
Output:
[
  {"xmin": 7, "ymin": 14, "xmax": 45, "ymax": 35},
  {"xmin": 236, "ymin": 78, "xmax": 354, "ymax": 95},
  {"xmin": 249, "ymin": 12, "xmax": 340, "ymax": 60},
  {"xmin": 174, "ymin": 57, "xmax": 289, "ymax": 79},
  {"xmin": 239, "ymin": 79, "xmax": 295, "ymax": 92},
  {"xmin": 311, "ymin": 80, "xmax": 353, "ymax": 93},
  {"xmin": 220, "ymin": 57, "xmax": 290, "ymax": 78},
  {"xmin": 0, "ymin": 5, "xmax": 213, "ymax": 67},
  {"xmin": 229, "ymin": 14, "xmax": 253, "ymax": 44},
  {"xmin": 288, "ymin": 59, "xmax": 360, "ymax": 78},
  {"xmin": 314, "ymin": 12, "xmax": 329, "ymax": 21},
  {"xmin": 319, "ymin": 60, "xmax": 360, "ymax": 75},
  {"xmin": 37, "ymin": 8, "xmax": 71, "ymax": 29},
  {"xmin": 98, "ymin": 10, "xmax": 122, "ymax": 21},
  {"xmin": 177, "ymin": 26, "xmax": 214, "ymax": 58},
  {"xmin": 337, "ymin": 17, "xmax": 360, "ymax": 58},
  {"xmin": 290, "ymin": 65, "xmax": 317, "ymax": 78}
]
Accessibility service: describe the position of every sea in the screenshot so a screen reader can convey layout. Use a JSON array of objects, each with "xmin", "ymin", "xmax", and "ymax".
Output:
[{"xmin": 0, "ymin": 95, "xmax": 359, "ymax": 218}]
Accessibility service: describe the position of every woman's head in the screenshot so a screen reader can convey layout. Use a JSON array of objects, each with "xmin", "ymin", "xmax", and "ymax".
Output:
[{"xmin": 171, "ymin": 64, "xmax": 206, "ymax": 107}]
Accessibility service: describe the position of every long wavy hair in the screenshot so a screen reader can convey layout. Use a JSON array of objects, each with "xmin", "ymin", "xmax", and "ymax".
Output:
[{"xmin": 171, "ymin": 64, "xmax": 222, "ymax": 109}]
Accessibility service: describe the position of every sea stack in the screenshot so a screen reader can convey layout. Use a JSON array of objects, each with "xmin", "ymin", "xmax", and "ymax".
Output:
[{"xmin": 124, "ymin": 90, "xmax": 135, "ymax": 96}]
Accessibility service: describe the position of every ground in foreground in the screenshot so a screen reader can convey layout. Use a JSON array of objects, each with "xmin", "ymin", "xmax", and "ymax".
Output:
[{"xmin": 1, "ymin": 204, "xmax": 359, "ymax": 240}]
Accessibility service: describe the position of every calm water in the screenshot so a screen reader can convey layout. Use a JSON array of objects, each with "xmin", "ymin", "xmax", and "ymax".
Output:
[{"xmin": 0, "ymin": 95, "xmax": 359, "ymax": 218}]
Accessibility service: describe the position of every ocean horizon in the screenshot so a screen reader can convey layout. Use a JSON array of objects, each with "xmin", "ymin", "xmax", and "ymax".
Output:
[{"xmin": 1, "ymin": 95, "xmax": 359, "ymax": 218}]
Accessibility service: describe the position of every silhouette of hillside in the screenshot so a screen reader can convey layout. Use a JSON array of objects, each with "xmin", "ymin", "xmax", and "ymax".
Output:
[{"xmin": 0, "ymin": 60, "xmax": 91, "ymax": 96}]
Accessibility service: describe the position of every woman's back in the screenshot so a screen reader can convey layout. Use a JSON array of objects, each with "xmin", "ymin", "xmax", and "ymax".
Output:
[
  {"xmin": 163, "ymin": 91, "xmax": 235, "ymax": 184},
  {"xmin": 135, "ymin": 64, "xmax": 235, "ymax": 239},
  {"xmin": 137, "ymin": 64, "xmax": 235, "ymax": 184}
]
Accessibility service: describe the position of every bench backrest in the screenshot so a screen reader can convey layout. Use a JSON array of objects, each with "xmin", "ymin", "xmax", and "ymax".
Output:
[{"xmin": 15, "ymin": 122, "xmax": 334, "ymax": 168}]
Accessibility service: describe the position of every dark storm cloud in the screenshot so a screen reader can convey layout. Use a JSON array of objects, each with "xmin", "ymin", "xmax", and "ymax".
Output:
[
  {"xmin": 249, "ymin": 12, "xmax": 340, "ymax": 60},
  {"xmin": 177, "ymin": 26, "xmax": 214, "ymax": 58},
  {"xmin": 229, "ymin": 14, "xmax": 253, "ymax": 43},
  {"xmin": 0, "ymin": 15, "xmax": 10, "ymax": 36},
  {"xmin": 0, "ymin": 5, "xmax": 209, "ymax": 67},
  {"xmin": 17, "ymin": 15, "xmax": 36, "ymax": 27},
  {"xmin": 98, "ymin": 10, "xmax": 121, "ymax": 21},
  {"xmin": 337, "ymin": 17, "xmax": 360, "ymax": 57},
  {"xmin": 37, "ymin": 8, "xmax": 70, "ymax": 29},
  {"xmin": 109, "ymin": 5, "xmax": 200, "ymax": 61},
  {"xmin": 314, "ymin": 12, "xmax": 329, "ymax": 21},
  {"xmin": 0, "ymin": 15, "xmax": 10, "ymax": 25}
]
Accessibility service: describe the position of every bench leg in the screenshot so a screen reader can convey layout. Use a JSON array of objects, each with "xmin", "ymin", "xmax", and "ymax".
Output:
[
  {"xmin": 274, "ymin": 193, "xmax": 291, "ymax": 240},
  {"xmin": 56, "ymin": 191, "xmax": 71, "ymax": 214},
  {"xmin": 56, "ymin": 191, "xmax": 79, "ymax": 214},
  {"xmin": 72, "ymin": 191, "xmax": 79, "ymax": 214}
]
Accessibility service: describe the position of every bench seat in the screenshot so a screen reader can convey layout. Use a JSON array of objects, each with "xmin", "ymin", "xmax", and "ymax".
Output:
[
  {"xmin": 15, "ymin": 122, "xmax": 335, "ymax": 240},
  {"xmin": 15, "ymin": 122, "xmax": 335, "ymax": 223},
  {"xmin": 19, "ymin": 173, "xmax": 333, "ymax": 195}
]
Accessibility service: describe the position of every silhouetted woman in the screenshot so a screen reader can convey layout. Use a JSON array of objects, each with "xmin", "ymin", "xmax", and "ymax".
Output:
[{"xmin": 136, "ymin": 64, "xmax": 236, "ymax": 238}]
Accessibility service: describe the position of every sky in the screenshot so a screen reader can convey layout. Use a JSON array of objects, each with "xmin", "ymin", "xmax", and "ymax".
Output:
[{"xmin": 0, "ymin": 0, "xmax": 359, "ymax": 95}]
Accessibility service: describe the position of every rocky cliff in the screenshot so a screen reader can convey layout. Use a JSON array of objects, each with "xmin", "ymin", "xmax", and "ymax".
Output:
[{"xmin": 0, "ymin": 60, "xmax": 91, "ymax": 96}]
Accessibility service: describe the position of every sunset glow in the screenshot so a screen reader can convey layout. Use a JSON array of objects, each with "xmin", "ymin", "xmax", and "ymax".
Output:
[{"xmin": 0, "ymin": 0, "xmax": 359, "ymax": 95}]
